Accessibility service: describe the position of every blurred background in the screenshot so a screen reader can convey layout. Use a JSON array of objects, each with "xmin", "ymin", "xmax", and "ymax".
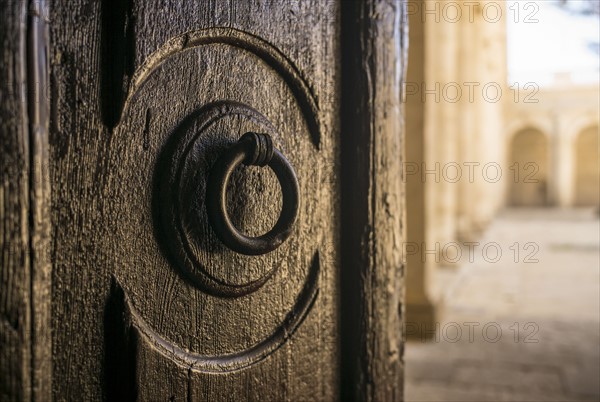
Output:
[{"xmin": 403, "ymin": 0, "xmax": 599, "ymax": 400}]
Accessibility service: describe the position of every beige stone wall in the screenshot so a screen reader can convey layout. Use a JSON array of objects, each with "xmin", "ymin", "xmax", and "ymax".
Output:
[
  {"xmin": 504, "ymin": 85, "xmax": 600, "ymax": 207},
  {"xmin": 405, "ymin": 0, "xmax": 436, "ymax": 333},
  {"xmin": 507, "ymin": 128, "xmax": 549, "ymax": 206},
  {"xmin": 405, "ymin": 0, "xmax": 599, "ymax": 335},
  {"xmin": 405, "ymin": 0, "xmax": 508, "ymax": 335}
]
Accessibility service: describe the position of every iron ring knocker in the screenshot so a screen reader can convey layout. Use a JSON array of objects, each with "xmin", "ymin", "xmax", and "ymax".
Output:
[{"xmin": 206, "ymin": 132, "xmax": 300, "ymax": 255}]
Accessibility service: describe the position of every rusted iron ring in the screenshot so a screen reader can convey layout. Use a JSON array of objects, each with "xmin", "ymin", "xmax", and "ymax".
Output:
[{"xmin": 206, "ymin": 132, "xmax": 299, "ymax": 255}]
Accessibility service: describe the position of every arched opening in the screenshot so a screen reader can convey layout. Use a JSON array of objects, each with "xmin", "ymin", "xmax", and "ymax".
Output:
[
  {"xmin": 574, "ymin": 125, "xmax": 599, "ymax": 206},
  {"xmin": 509, "ymin": 128, "xmax": 549, "ymax": 206}
]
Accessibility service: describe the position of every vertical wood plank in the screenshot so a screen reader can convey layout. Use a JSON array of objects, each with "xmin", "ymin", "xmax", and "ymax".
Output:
[
  {"xmin": 49, "ymin": 1, "xmax": 109, "ymax": 398},
  {"xmin": 0, "ymin": 1, "xmax": 31, "ymax": 399},
  {"xmin": 28, "ymin": 0, "xmax": 52, "ymax": 399},
  {"xmin": 0, "ymin": 0, "xmax": 51, "ymax": 400},
  {"xmin": 340, "ymin": 1, "xmax": 407, "ymax": 401},
  {"xmin": 46, "ymin": 0, "xmax": 407, "ymax": 399},
  {"xmin": 50, "ymin": 0, "xmax": 341, "ymax": 400}
]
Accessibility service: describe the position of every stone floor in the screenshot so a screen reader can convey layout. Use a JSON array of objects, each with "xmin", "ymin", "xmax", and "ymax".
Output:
[{"xmin": 405, "ymin": 208, "xmax": 600, "ymax": 402}]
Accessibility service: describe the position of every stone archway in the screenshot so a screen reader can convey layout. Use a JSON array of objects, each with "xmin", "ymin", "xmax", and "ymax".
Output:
[
  {"xmin": 574, "ymin": 125, "xmax": 600, "ymax": 206},
  {"xmin": 509, "ymin": 128, "xmax": 549, "ymax": 206}
]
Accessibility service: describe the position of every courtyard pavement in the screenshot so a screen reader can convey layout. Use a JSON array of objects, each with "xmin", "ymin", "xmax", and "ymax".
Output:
[{"xmin": 405, "ymin": 208, "xmax": 600, "ymax": 401}]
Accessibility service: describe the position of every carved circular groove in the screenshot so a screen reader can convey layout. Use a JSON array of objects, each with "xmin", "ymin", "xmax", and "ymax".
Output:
[
  {"xmin": 120, "ymin": 253, "xmax": 319, "ymax": 373},
  {"xmin": 158, "ymin": 102, "xmax": 290, "ymax": 297},
  {"xmin": 114, "ymin": 27, "xmax": 323, "ymax": 370},
  {"xmin": 123, "ymin": 27, "xmax": 320, "ymax": 149}
]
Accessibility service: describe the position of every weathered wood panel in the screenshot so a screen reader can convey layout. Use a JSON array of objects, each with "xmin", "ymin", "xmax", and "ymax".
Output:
[
  {"xmin": 340, "ymin": 1, "xmax": 407, "ymax": 401},
  {"xmin": 0, "ymin": 0, "xmax": 409, "ymax": 400},
  {"xmin": 0, "ymin": 1, "xmax": 30, "ymax": 399},
  {"xmin": 50, "ymin": 1, "xmax": 340, "ymax": 400},
  {"xmin": 0, "ymin": 0, "xmax": 51, "ymax": 400},
  {"xmin": 28, "ymin": 1, "xmax": 52, "ymax": 399}
]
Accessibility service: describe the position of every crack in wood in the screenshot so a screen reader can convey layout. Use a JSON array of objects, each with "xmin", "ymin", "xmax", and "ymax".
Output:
[{"xmin": 101, "ymin": 0, "xmax": 136, "ymax": 129}]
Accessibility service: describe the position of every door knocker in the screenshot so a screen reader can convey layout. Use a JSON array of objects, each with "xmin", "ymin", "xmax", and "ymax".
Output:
[{"xmin": 206, "ymin": 132, "xmax": 300, "ymax": 255}]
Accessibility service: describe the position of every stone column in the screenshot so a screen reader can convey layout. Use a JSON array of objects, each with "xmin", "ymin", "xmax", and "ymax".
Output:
[
  {"xmin": 405, "ymin": 1, "xmax": 436, "ymax": 338},
  {"xmin": 424, "ymin": 1, "xmax": 459, "ymax": 265},
  {"xmin": 554, "ymin": 114, "xmax": 575, "ymax": 206},
  {"xmin": 457, "ymin": 0, "xmax": 507, "ymax": 237},
  {"xmin": 476, "ymin": 0, "xmax": 507, "ymax": 223},
  {"xmin": 456, "ymin": 1, "xmax": 479, "ymax": 241}
]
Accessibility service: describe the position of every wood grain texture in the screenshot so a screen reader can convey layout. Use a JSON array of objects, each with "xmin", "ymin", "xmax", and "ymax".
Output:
[
  {"xmin": 0, "ymin": 0, "xmax": 51, "ymax": 400},
  {"xmin": 0, "ymin": 1, "xmax": 30, "ymax": 399},
  {"xmin": 340, "ymin": 1, "xmax": 407, "ymax": 401},
  {"xmin": 28, "ymin": 1, "xmax": 52, "ymax": 399},
  {"xmin": 49, "ymin": 1, "xmax": 340, "ymax": 401},
  {"xmin": 24, "ymin": 0, "xmax": 410, "ymax": 400}
]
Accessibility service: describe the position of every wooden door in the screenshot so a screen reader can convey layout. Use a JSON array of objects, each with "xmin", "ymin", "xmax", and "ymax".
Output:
[{"xmin": 1, "ymin": 1, "xmax": 407, "ymax": 401}]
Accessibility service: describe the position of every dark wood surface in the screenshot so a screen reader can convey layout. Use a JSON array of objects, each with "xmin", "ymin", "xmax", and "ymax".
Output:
[
  {"xmin": 50, "ymin": 1, "xmax": 339, "ymax": 400},
  {"xmin": 1, "ymin": 1, "xmax": 407, "ymax": 401},
  {"xmin": 341, "ymin": 1, "xmax": 407, "ymax": 401},
  {"xmin": 0, "ymin": 1, "xmax": 30, "ymax": 399},
  {"xmin": 0, "ymin": 0, "xmax": 51, "ymax": 400}
]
